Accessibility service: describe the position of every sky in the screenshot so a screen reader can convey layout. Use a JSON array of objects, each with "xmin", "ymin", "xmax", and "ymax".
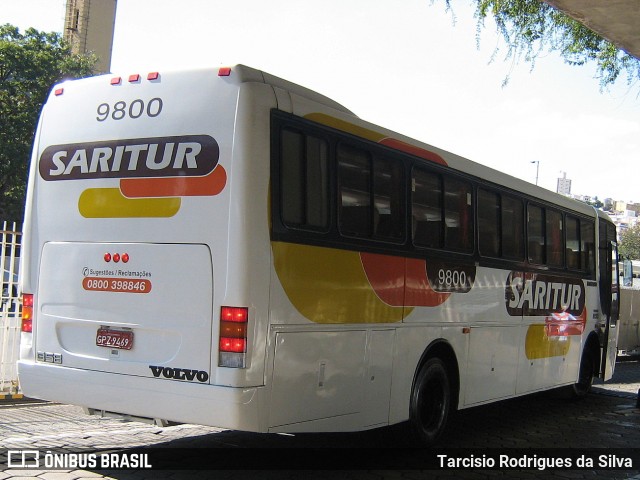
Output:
[{"xmin": 2, "ymin": 0, "xmax": 639, "ymax": 202}]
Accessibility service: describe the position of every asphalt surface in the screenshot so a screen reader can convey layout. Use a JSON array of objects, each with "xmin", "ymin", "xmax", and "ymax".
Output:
[{"xmin": 1, "ymin": 359, "xmax": 640, "ymax": 479}]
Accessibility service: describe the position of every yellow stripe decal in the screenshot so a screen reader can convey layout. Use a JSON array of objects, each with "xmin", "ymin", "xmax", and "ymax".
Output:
[
  {"xmin": 304, "ymin": 113, "xmax": 386, "ymax": 143},
  {"xmin": 78, "ymin": 188, "xmax": 181, "ymax": 218},
  {"xmin": 524, "ymin": 324, "xmax": 570, "ymax": 359},
  {"xmin": 272, "ymin": 242, "xmax": 404, "ymax": 324}
]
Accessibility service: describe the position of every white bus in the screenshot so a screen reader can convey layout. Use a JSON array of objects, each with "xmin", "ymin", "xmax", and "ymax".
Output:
[{"xmin": 18, "ymin": 65, "xmax": 619, "ymax": 445}]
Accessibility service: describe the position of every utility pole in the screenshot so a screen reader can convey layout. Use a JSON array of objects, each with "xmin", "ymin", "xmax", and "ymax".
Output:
[{"xmin": 531, "ymin": 160, "xmax": 540, "ymax": 185}]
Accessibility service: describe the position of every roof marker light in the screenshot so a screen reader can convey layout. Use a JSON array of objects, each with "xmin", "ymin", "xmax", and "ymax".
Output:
[
  {"xmin": 218, "ymin": 67, "xmax": 231, "ymax": 77},
  {"xmin": 147, "ymin": 72, "xmax": 160, "ymax": 81},
  {"xmin": 110, "ymin": 76, "xmax": 122, "ymax": 85},
  {"xmin": 129, "ymin": 74, "xmax": 141, "ymax": 83},
  {"xmin": 54, "ymin": 88, "xmax": 64, "ymax": 96}
]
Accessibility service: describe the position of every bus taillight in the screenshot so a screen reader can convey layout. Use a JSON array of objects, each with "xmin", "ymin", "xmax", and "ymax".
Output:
[
  {"xmin": 22, "ymin": 294, "xmax": 34, "ymax": 333},
  {"xmin": 218, "ymin": 306, "xmax": 248, "ymax": 368}
]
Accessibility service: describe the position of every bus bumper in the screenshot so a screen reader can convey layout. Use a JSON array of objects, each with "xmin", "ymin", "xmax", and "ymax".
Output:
[{"xmin": 17, "ymin": 360, "xmax": 265, "ymax": 432}]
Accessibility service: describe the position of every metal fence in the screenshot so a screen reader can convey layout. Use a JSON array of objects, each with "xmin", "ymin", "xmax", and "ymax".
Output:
[{"xmin": 1, "ymin": 221, "xmax": 21, "ymax": 396}]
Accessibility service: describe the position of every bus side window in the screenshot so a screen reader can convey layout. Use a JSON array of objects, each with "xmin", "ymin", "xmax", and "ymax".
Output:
[
  {"xmin": 546, "ymin": 209, "xmax": 564, "ymax": 267},
  {"xmin": 412, "ymin": 168, "xmax": 443, "ymax": 248},
  {"xmin": 280, "ymin": 129, "xmax": 329, "ymax": 231},
  {"xmin": 502, "ymin": 195, "xmax": 524, "ymax": 260},
  {"xmin": 581, "ymin": 220, "xmax": 595, "ymax": 274},
  {"xmin": 444, "ymin": 177, "xmax": 473, "ymax": 253},
  {"xmin": 478, "ymin": 188, "xmax": 500, "ymax": 257},
  {"xmin": 566, "ymin": 215, "xmax": 580, "ymax": 269},
  {"xmin": 528, "ymin": 204, "xmax": 545, "ymax": 264},
  {"xmin": 372, "ymin": 157, "xmax": 404, "ymax": 241},
  {"xmin": 338, "ymin": 144, "xmax": 372, "ymax": 237}
]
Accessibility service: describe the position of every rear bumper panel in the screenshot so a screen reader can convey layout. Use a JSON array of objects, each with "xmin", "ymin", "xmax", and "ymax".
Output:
[{"xmin": 18, "ymin": 360, "xmax": 264, "ymax": 432}]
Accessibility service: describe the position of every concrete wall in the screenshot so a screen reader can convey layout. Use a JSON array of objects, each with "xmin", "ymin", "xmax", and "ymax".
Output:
[{"xmin": 618, "ymin": 287, "xmax": 640, "ymax": 354}]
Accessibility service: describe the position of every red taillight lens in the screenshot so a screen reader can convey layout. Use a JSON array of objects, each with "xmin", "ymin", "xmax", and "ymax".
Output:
[
  {"xmin": 221, "ymin": 306, "xmax": 248, "ymax": 323},
  {"xmin": 220, "ymin": 320, "xmax": 247, "ymax": 338},
  {"xmin": 219, "ymin": 337, "xmax": 246, "ymax": 354},
  {"xmin": 219, "ymin": 306, "xmax": 248, "ymax": 367},
  {"xmin": 22, "ymin": 294, "xmax": 34, "ymax": 333}
]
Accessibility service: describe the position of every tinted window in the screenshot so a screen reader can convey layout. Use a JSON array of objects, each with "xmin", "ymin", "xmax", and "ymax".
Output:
[
  {"xmin": 566, "ymin": 216, "xmax": 580, "ymax": 269},
  {"xmin": 528, "ymin": 204, "xmax": 544, "ymax": 264},
  {"xmin": 338, "ymin": 144, "xmax": 371, "ymax": 237},
  {"xmin": 478, "ymin": 189, "xmax": 500, "ymax": 257},
  {"xmin": 582, "ymin": 220, "xmax": 595, "ymax": 274},
  {"xmin": 373, "ymin": 157, "xmax": 404, "ymax": 240},
  {"xmin": 546, "ymin": 209, "xmax": 563, "ymax": 267},
  {"xmin": 412, "ymin": 168, "xmax": 443, "ymax": 248},
  {"xmin": 502, "ymin": 195, "xmax": 524, "ymax": 259},
  {"xmin": 281, "ymin": 129, "xmax": 329, "ymax": 230},
  {"xmin": 444, "ymin": 177, "xmax": 473, "ymax": 252}
]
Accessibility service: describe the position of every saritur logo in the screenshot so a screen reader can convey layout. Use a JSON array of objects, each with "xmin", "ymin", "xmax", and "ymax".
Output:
[
  {"xmin": 38, "ymin": 134, "xmax": 226, "ymax": 218},
  {"xmin": 39, "ymin": 135, "xmax": 219, "ymax": 181}
]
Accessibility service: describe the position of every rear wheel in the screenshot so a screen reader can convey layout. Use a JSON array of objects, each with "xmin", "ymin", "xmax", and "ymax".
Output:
[{"xmin": 408, "ymin": 357, "xmax": 451, "ymax": 446}]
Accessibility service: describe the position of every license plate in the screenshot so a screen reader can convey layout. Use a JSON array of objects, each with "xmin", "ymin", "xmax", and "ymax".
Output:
[{"xmin": 96, "ymin": 328, "xmax": 134, "ymax": 350}]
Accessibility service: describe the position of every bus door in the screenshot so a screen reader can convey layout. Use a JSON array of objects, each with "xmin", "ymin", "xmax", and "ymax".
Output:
[{"xmin": 598, "ymin": 219, "xmax": 620, "ymax": 381}]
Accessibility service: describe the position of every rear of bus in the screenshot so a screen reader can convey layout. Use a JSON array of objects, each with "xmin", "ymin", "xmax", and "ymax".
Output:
[{"xmin": 18, "ymin": 66, "xmax": 275, "ymax": 430}]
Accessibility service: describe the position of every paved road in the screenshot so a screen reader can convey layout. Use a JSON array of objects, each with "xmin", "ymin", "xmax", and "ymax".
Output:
[{"xmin": 1, "ymin": 360, "xmax": 640, "ymax": 479}]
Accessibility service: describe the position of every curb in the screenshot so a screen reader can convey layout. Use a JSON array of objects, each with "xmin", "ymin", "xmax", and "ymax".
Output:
[
  {"xmin": 0, "ymin": 393, "xmax": 23, "ymax": 401},
  {"xmin": 0, "ymin": 393, "xmax": 24, "ymax": 404}
]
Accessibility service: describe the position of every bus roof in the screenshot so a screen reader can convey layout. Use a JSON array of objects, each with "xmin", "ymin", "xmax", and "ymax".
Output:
[{"xmin": 56, "ymin": 63, "xmax": 607, "ymax": 222}]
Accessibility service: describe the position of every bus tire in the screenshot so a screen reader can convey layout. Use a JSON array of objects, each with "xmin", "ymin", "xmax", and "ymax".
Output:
[
  {"xmin": 408, "ymin": 357, "xmax": 451, "ymax": 446},
  {"xmin": 571, "ymin": 345, "xmax": 597, "ymax": 398}
]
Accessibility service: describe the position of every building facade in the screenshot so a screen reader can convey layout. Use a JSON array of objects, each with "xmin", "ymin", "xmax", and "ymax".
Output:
[
  {"xmin": 556, "ymin": 172, "xmax": 572, "ymax": 196},
  {"xmin": 64, "ymin": 0, "xmax": 117, "ymax": 74}
]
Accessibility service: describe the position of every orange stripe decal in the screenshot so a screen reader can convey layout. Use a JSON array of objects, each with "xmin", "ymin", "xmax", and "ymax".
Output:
[
  {"xmin": 304, "ymin": 113, "xmax": 386, "ymax": 142},
  {"xmin": 120, "ymin": 164, "xmax": 227, "ymax": 198},
  {"xmin": 360, "ymin": 252, "xmax": 405, "ymax": 307},
  {"xmin": 304, "ymin": 113, "xmax": 448, "ymax": 166},
  {"xmin": 379, "ymin": 138, "xmax": 447, "ymax": 165}
]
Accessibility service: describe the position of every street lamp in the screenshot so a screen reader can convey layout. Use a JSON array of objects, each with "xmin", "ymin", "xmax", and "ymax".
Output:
[{"xmin": 531, "ymin": 160, "xmax": 540, "ymax": 185}]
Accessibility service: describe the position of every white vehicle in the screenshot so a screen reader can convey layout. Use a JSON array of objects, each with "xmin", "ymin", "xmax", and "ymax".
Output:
[{"xmin": 18, "ymin": 65, "xmax": 619, "ymax": 444}]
